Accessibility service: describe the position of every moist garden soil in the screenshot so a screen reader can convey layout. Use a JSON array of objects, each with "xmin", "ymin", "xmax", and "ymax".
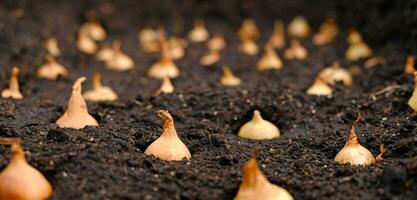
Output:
[{"xmin": 0, "ymin": 0, "xmax": 416, "ymax": 199}]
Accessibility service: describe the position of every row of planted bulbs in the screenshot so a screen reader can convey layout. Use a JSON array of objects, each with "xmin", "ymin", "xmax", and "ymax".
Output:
[
  {"xmin": 4, "ymin": 15, "xmax": 415, "ymax": 100},
  {"xmin": 1, "ymin": 14, "xmax": 416, "ymax": 199}
]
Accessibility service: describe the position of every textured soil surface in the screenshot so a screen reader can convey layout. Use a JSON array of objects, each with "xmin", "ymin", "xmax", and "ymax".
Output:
[{"xmin": 0, "ymin": 0, "xmax": 416, "ymax": 199}]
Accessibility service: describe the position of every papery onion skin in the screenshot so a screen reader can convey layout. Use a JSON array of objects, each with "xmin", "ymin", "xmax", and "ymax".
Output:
[{"xmin": 334, "ymin": 113, "xmax": 376, "ymax": 166}]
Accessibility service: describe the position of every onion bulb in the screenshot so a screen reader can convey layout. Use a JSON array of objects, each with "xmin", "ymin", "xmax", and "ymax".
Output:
[
  {"xmin": 77, "ymin": 33, "xmax": 97, "ymax": 54},
  {"xmin": 148, "ymin": 31, "xmax": 180, "ymax": 79},
  {"xmin": 83, "ymin": 73, "xmax": 118, "ymax": 102},
  {"xmin": 220, "ymin": 67, "xmax": 241, "ymax": 87},
  {"xmin": 79, "ymin": 21, "xmax": 106, "ymax": 41},
  {"xmin": 345, "ymin": 30, "xmax": 372, "ymax": 61},
  {"xmin": 1, "ymin": 67, "xmax": 23, "ymax": 100},
  {"xmin": 37, "ymin": 56, "xmax": 68, "ymax": 80},
  {"xmin": 56, "ymin": 77, "xmax": 99, "ymax": 129},
  {"xmin": 238, "ymin": 19, "xmax": 260, "ymax": 41},
  {"xmin": 0, "ymin": 139, "xmax": 53, "ymax": 200},
  {"xmin": 347, "ymin": 30, "xmax": 362, "ymax": 45},
  {"xmin": 287, "ymin": 16, "xmax": 310, "ymax": 38},
  {"xmin": 238, "ymin": 110, "xmax": 280, "ymax": 140},
  {"xmin": 168, "ymin": 36, "xmax": 187, "ymax": 60},
  {"xmin": 408, "ymin": 72, "xmax": 417, "ymax": 112},
  {"xmin": 234, "ymin": 152, "xmax": 293, "ymax": 200},
  {"xmin": 239, "ymin": 36, "xmax": 259, "ymax": 56},
  {"xmin": 405, "ymin": 56, "xmax": 416, "ymax": 74},
  {"xmin": 105, "ymin": 41, "xmax": 134, "ymax": 71},
  {"xmin": 96, "ymin": 44, "xmax": 115, "ymax": 62},
  {"xmin": 155, "ymin": 76, "xmax": 175, "ymax": 95},
  {"xmin": 138, "ymin": 27, "xmax": 160, "ymax": 53},
  {"xmin": 313, "ymin": 17, "xmax": 338, "ymax": 45},
  {"xmin": 306, "ymin": 77, "xmax": 332, "ymax": 96},
  {"xmin": 45, "ymin": 37, "xmax": 60, "ymax": 57},
  {"xmin": 188, "ymin": 19, "xmax": 209, "ymax": 43},
  {"xmin": 334, "ymin": 113, "xmax": 376, "ymax": 166},
  {"xmin": 345, "ymin": 42, "xmax": 373, "ymax": 61},
  {"xmin": 207, "ymin": 34, "xmax": 226, "ymax": 51},
  {"xmin": 268, "ymin": 20, "xmax": 285, "ymax": 49},
  {"xmin": 284, "ymin": 40, "xmax": 308, "ymax": 60},
  {"xmin": 145, "ymin": 110, "xmax": 191, "ymax": 161},
  {"xmin": 257, "ymin": 43, "xmax": 283, "ymax": 71},
  {"xmin": 318, "ymin": 62, "xmax": 353, "ymax": 86}
]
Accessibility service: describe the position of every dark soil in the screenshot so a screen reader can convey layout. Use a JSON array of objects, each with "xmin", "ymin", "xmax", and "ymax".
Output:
[{"xmin": 0, "ymin": 0, "xmax": 416, "ymax": 199}]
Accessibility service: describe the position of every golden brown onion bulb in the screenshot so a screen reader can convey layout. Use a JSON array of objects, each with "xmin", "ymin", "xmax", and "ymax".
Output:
[
  {"xmin": 220, "ymin": 67, "xmax": 241, "ymax": 87},
  {"xmin": 238, "ymin": 110, "xmax": 280, "ymax": 140},
  {"xmin": 257, "ymin": 43, "xmax": 283, "ymax": 71},
  {"xmin": 1, "ymin": 67, "xmax": 23, "ymax": 100},
  {"xmin": 83, "ymin": 73, "xmax": 118, "ymax": 102},
  {"xmin": 145, "ymin": 110, "xmax": 191, "ymax": 161},
  {"xmin": 287, "ymin": 16, "xmax": 310, "ymax": 38},
  {"xmin": 334, "ymin": 113, "xmax": 376, "ymax": 166},
  {"xmin": 234, "ymin": 153, "xmax": 293, "ymax": 200},
  {"xmin": 56, "ymin": 77, "xmax": 99, "ymax": 129},
  {"xmin": 0, "ymin": 139, "xmax": 53, "ymax": 200},
  {"xmin": 408, "ymin": 72, "xmax": 417, "ymax": 112}
]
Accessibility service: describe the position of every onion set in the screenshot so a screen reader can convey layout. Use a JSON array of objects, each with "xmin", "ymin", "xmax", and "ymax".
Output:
[
  {"xmin": 0, "ymin": 138, "xmax": 53, "ymax": 200},
  {"xmin": 145, "ymin": 110, "xmax": 191, "ymax": 161},
  {"xmin": 1, "ymin": 67, "xmax": 23, "ymax": 100},
  {"xmin": 56, "ymin": 77, "xmax": 99, "ymax": 129},
  {"xmin": 234, "ymin": 152, "xmax": 293, "ymax": 200},
  {"xmin": 334, "ymin": 113, "xmax": 386, "ymax": 166},
  {"xmin": 238, "ymin": 110, "xmax": 280, "ymax": 140}
]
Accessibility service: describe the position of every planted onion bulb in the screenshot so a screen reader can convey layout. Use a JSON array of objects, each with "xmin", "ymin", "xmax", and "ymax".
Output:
[
  {"xmin": 144, "ymin": 110, "xmax": 191, "ymax": 161},
  {"xmin": 405, "ymin": 56, "xmax": 416, "ymax": 74},
  {"xmin": 138, "ymin": 27, "xmax": 160, "ymax": 53},
  {"xmin": 238, "ymin": 110, "xmax": 280, "ymax": 140},
  {"xmin": 168, "ymin": 36, "xmax": 187, "ymax": 60},
  {"xmin": 148, "ymin": 31, "xmax": 180, "ymax": 79},
  {"xmin": 79, "ymin": 21, "xmax": 106, "ymax": 41},
  {"xmin": 234, "ymin": 152, "xmax": 293, "ymax": 200},
  {"xmin": 284, "ymin": 40, "xmax": 308, "ymax": 60},
  {"xmin": 307, "ymin": 77, "xmax": 332, "ymax": 96},
  {"xmin": 239, "ymin": 36, "xmax": 259, "ymax": 55},
  {"xmin": 188, "ymin": 19, "xmax": 209, "ymax": 42},
  {"xmin": 200, "ymin": 50, "xmax": 221, "ymax": 66},
  {"xmin": 56, "ymin": 77, "xmax": 99, "ymax": 129},
  {"xmin": 408, "ymin": 72, "xmax": 417, "ymax": 112},
  {"xmin": 287, "ymin": 16, "xmax": 310, "ymax": 38},
  {"xmin": 1, "ymin": 67, "xmax": 23, "ymax": 100},
  {"xmin": 345, "ymin": 30, "xmax": 372, "ymax": 61},
  {"xmin": 155, "ymin": 76, "xmax": 175, "ymax": 95},
  {"xmin": 269, "ymin": 20, "xmax": 285, "ymax": 49},
  {"xmin": 257, "ymin": 43, "xmax": 283, "ymax": 71},
  {"xmin": 45, "ymin": 37, "xmax": 60, "ymax": 57},
  {"xmin": 105, "ymin": 40, "xmax": 134, "ymax": 71},
  {"xmin": 37, "ymin": 56, "xmax": 68, "ymax": 80},
  {"xmin": 313, "ymin": 17, "xmax": 338, "ymax": 45},
  {"xmin": 318, "ymin": 62, "xmax": 353, "ymax": 86},
  {"xmin": 238, "ymin": 19, "xmax": 260, "ymax": 40},
  {"xmin": 220, "ymin": 67, "xmax": 241, "ymax": 87},
  {"xmin": 96, "ymin": 44, "xmax": 114, "ymax": 62},
  {"xmin": 83, "ymin": 73, "xmax": 118, "ymax": 101},
  {"xmin": 207, "ymin": 34, "xmax": 226, "ymax": 51},
  {"xmin": 334, "ymin": 113, "xmax": 375, "ymax": 165},
  {"xmin": 0, "ymin": 138, "xmax": 53, "ymax": 200},
  {"xmin": 77, "ymin": 33, "xmax": 97, "ymax": 54},
  {"xmin": 346, "ymin": 30, "xmax": 362, "ymax": 45}
]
